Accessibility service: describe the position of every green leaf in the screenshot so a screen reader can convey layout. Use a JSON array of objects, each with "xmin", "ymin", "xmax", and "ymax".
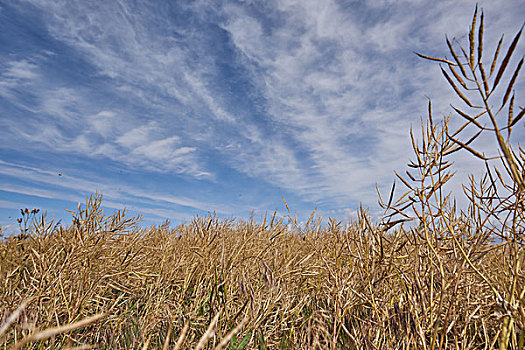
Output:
[
  {"xmin": 238, "ymin": 332, "xmax": 252, "ymax": 350},
  {"xmin": 229, "ymin": 334, "xmax": 237, "ymax": 350}
]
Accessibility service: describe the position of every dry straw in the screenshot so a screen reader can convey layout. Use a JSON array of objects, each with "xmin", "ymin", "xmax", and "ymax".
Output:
[{"xmin": 1, "ymin": 6, "xmax": 525, "ymax": 349}]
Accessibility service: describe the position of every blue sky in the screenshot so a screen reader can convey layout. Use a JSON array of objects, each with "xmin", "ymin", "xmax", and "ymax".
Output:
[{"xmin": 1, "ymin": 0, "xmax": 524, "ymax": 232}]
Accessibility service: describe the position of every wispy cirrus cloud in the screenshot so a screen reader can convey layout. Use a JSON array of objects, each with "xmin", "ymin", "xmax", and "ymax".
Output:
[
  {"xmin": 216, "ymin": 0, "xmax": 525, "ymax": 205},
  {"xmin": 1, "ymin": 1, "xmax": 222, "ymax": 178},
  {"xmin": 0, "ymin": 62, "xmax": 210, "ymax": 177},
  {"xmin": 4, "ymin": 59, "xmax": 39, "ymax": 80}
]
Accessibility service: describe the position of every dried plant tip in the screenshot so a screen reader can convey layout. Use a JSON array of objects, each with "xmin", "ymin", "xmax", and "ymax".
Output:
[
  {"xmin": 490, "ymin": 35, "xmax": 504, "ymax": 77},
  {"xmin": 447, "ymin": 133, "xmax": 487, "ymax": 160},
  {"xmin": 405, "ymin": 170, "xmax": 417, "ymax": 182},
  {"xmin": 415, "ymin": 52, "xmax": 457, "ymax": 65},
  {"xmin": 478, "ymin": 10, "xmax": 484, "ymax": 62},
  {"xmin": 501, "ymin": 57, "xmax": 523, "ymax": 108},
  {"xmin": 376, "ymin": 183, "xmax": 385, "ymax": 207},
  {"xmin": 441, "ymin": 67, "xmax": 473, "ymax": 107},
  {"xmin": 464, "ymin": 129, "xmax": 484, "ymax": 147},
  {"xmin": 283, "ymin": 197, "xmax": 290, "ymax": 213},
  {"xmin": 387, "ymin": 181, "xmax": 396, "ymax": 210},
  {"xmin": 451, "ymin": 106, "xmax": 484, "ymax": 129},
  {"xmin": 469, "ymin": 5, "xmax": 478, "ymax": 69},
  {"xmin": 395, "ymin": 171, "xmax": 413, "ymax": 190},
  {"xmin": 509, "ymin": 107, "xmax": 525, "ymax": 128},
  {"xmin": 306, "ymin": 208, "xmax": 317, "ymax": 227},
  {"xmin": 448, "ymin": 64, "xmax": 468, "ymax": 89},
  {"xmin": 447, "ymin": 36, "xmax": 468, "ymax": 77},
  {"xmin": 493, "ymin": 25, "xmax": 523, "ymax": 91}
]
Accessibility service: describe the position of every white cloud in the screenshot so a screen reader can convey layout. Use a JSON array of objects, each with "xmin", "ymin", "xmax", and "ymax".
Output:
[
  {"xmin": 116, "ymin": 123, "xmax": 166, "ymax": 149},
  {"xmin": 39, "ymin": 87, "xmax": 83, "ymax": 121},
  {"xmin": 3, "ymin": 60, "xmax": 39, "ymax": 80},
  {"xmin": 89, "ymin": 110, "xmax": 118, "ymax": 138},
  {"xmin": 0, "ymin": 59, "xmax": 41, "ymax": 105}
]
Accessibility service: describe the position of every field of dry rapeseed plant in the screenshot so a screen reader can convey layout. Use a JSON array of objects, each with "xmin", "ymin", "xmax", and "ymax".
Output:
[{"xmin": 1, "ymin": 7, "xmax": 525, "ymax": 349}]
